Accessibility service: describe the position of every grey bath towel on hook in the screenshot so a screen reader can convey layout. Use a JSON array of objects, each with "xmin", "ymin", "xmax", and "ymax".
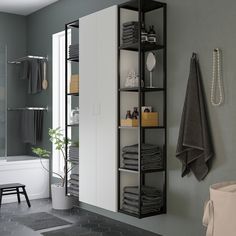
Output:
[{"xmin": 176, "ymin": 53, "xmax": 214, "ymax": 181}]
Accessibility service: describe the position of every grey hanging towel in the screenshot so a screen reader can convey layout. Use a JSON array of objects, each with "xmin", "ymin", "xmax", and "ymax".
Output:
[
  {"xmin": 176, "ymin": 53, "xmax": 214, "ymax": 181},
  {"xmin": 28, "ymin": 59, "xmax": 43, "ymax": 94},
  {"xmin": 21, "ymin": 110, "xmax": 44, "ymax": 145}
]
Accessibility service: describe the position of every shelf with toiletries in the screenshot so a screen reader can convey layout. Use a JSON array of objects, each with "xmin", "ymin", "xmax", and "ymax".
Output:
[
  {"xmin": 65, "ymin": 19, "xmax": 80, "ymax": 198},
  {"xmin": 117, "ymin": 0, "xmax": 167, "ymax": 218}
]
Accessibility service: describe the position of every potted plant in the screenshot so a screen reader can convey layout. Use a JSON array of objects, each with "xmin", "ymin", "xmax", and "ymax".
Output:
[{"xmin": 32, "ymin": 127, "xmax": 75, "ymax": 210}]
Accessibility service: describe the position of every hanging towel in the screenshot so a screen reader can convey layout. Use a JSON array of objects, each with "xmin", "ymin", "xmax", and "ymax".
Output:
[
  {"xmin": 21, "ymin": 110, "xmax": 44, "ymax": 145},
  {"xmin": 28, "ymin": 59, "xmax": 43, "ymax": 94},
  {"xmin": 176, "ymin": 53, "xmax": 214, "ymax": 181},
  {"xmin": 18, "ymin": 61, "xmax": 30, "ymax": 80}
]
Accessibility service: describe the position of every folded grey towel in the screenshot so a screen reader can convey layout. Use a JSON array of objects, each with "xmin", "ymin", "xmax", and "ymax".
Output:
[
  {"xmin": 68, "ymin": 187, "xmax": 79, "ymax": 197},
  {"xmin": 122, "ymin": 144, "xmax": 160, "ymax": 154},
  {"xmin": 123, "ymin": 159, "xmax": 138, "ymax": 165},
  {"xmin": 176, "ymin": 53, "xmax": 214, "ymax": 181},
  {"xmin": 123, "ymin": 192, "xmax": 162, "ymax": 203},
  {"xmin": 70, "ymin": 174, "xmax": 79, "ymax": 181},
  {"xmin": 123, "ymin": 164, "xmax": 162, "ymax": 171},
  {"xmin": 122, "ymin": 34, "xmax": 139, "ymax": 40},
  {"xmin": 124, "ymin": 186, "xmax": 162, "ymax": 197},
  {"xmin": 123, "ymin": 164, "xmax": 138, "ymax": 170},
  {"xmin": 70, "ymin": 184, "xmax": 79, "ymax": 190},
  {"xmin": 69, "ymin": 179, "xmax": 79, "ymax": 186},
  {"xmin": 123, "ymin": 21, "xmax": 139, "ymax": 27},
  {"xmin": 122, "ymin": 204, "xmax": 160, "ymax": 214},
  {"xmin": 123, "ymin": 198, "xmax": 162, "ymax": 207},
  {"xmin": 123, "ymin": 39, "xmax": 138, "ymax": 44}
]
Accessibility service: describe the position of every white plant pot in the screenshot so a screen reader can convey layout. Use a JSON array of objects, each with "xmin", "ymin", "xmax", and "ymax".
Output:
[{"xmin": 51, "ymin": 184, "xmax": 73, "ymax": 210}]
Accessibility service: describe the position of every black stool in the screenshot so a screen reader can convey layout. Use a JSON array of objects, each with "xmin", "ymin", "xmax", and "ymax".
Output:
[{"xmin": 0, "ymin": 183, "xmax": 31, "ymax": 207}]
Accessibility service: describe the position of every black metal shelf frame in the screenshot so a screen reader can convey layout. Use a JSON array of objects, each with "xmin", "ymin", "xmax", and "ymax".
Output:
[
  {"xmin": 65, "ymin": 19, "xmax": 79, "ymax": 197},
  {"xmin": 117, "ymin": 0, "xmax": 167, "ymax": 219}
]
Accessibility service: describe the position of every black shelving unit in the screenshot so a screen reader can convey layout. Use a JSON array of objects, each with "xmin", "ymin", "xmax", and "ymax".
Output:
[
  {"xmin": 65, "ymin": 20, "xmax": 79, "ymax": 196},
  {"xmin": 117, "ymin": 0, "xmax": 167, "ymax": 218}
]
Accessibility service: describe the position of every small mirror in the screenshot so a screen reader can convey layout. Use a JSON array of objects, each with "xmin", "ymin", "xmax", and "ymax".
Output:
[
  {"xmin": 146, "ymin": 52, "xmax": 156, "ymax": 88},
  {"xmin": 146, "ymin": 52, "xmax": 156, "ymax": 72}
]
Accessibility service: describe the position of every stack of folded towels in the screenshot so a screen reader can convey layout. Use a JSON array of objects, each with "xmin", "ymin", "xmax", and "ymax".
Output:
[
  {"xmin": 122, "ymin": 21, "xmax": 139, "ymax": 45},
  {"xmin": 68, "ymin": 173, "xmax": 79, "ymax": 197},
  {"xmin": 122, "ymin": 144, "xmax": 162, "ymax": 171},
  {"xmin": 69, "ymin": 146, "xmax": 79, "ymax": 163},
  {"xmin": 122, "ymin": 186, "xmax": 162, "ymax": 214},
  {"xmin": 69, "ymin": 44, "xmax": 79, "ymax": 59}
]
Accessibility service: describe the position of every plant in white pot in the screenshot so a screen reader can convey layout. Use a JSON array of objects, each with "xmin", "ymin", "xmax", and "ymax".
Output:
[{"xmin": 32, "ymin": 127, "xmax": 74, "ymax": 210}]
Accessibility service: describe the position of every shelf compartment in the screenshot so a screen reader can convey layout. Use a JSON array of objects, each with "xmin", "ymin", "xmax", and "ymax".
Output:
[
  {"xmin": 119, "ymin": 168, "xmax": 138, "ymax": 174},
  {"xmin": 67, "ymin": 57, "xmax": 79, "ymax": 62},
  {"xmin": 119, "ymin": 0, "xmax": 165, "ymax": 13},
  {"xmin": 119, "ymin": 126, "xmax": 165, "ymax": 129},
  {"xmin": 119, "ymin": 87, "xmax": 165, "ymax": 92},
  {"xmin": 67, "ymin": 124, "xmax": 79, "ymax": 127},
  {"xmin": 67, "ymin": 92, "xmax": 79, "ymax": 96},
  {"xmin": 119, "ymin": 208, "xmax": 165, "ymax": 219},
  {"xmin": 119, "ymin": 43, "xmax": 164, "ymax": 52},
  {"xmin": 119, "ymin": 167, "xmax": 165, "ymax": 174}
]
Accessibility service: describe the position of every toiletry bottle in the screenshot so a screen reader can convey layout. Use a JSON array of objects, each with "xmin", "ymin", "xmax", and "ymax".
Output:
[
  {"xmin": 148, "ymin": 25, "xmax": 157, "ymax": 43},
  {"xmin": 132, "ymin": 107, "xmax": 139, "ymax": 119},
  {"xmin": 126, "ymin": 110, "xmax": 132, "ymax": 119},
  {"xmin": 141, "ymin": 23, "xmax": 148, "ymax": 42}
]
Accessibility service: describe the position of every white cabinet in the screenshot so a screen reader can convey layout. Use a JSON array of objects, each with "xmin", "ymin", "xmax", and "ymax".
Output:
[{"xmin": 79, "ymin": 5, "xmax": 117, "ymax": 212}]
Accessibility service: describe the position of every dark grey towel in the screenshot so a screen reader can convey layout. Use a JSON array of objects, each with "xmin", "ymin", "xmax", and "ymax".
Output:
[
  {"xmin": 123, "ymin": 21, "xmax": 139, "ymax": 27},
  {"xmin": 28, "ymin": 59, "xmax": 43, "ymax": 94},
  {"xmin": 21, "ymin": 110, "xmax": 44, "ymax": 145},
  {"xmin": 176, "ymin": 53, "xmax": 214, "ymax": 181},
  {"xmin": 21, "ymin": 110, "xmax": 36, "ymax": 145},
  {"xmin": 18, "ymin": 61, "xmax": 29, "ymax": 80}
]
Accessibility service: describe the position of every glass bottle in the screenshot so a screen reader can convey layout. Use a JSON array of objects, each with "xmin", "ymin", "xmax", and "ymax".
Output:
[
  {"xmin": 125, "ymin": 110, "xmax": 132, "ymax": 119},
  {"xmin": 141, "ymin": 23, "xmax": 148, "ymax": 42},
  {"xmin": 148, "ymin": 25, "xmax": 157, "ymax": 43}
]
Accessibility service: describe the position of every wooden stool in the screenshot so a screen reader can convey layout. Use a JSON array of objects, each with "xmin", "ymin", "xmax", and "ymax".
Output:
[{"xmin": 0, "ymin": 183, "xmax": 31, "ymax": 207}]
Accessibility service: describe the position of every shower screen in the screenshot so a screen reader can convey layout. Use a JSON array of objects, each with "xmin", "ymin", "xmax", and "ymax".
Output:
[{"xmin": 0, "ymin": 45, "xmax": 6, "ymax": 159}]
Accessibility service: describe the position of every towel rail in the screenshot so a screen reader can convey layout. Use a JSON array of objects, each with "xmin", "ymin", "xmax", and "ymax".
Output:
[
  {"xmin": 8, "ymin": 55, "xmax": 48, "ymax": 64},
  {"xmin": 8, "ymin": 106, "xmax": 48, "ymax": 111}
]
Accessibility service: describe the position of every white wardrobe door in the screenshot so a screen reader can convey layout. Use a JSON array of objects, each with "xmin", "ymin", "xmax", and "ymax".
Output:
[
  {"xmin": 79, "ymin": 11, "xmax": 98, "ymax": 206},
  {"xmin": 96, "ymin": 5, "xmax": 117, "ymax": 212}
]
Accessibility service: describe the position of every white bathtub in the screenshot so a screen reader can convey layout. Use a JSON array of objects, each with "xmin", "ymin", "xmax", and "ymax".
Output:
[{"xmin": 0, "ymin": 155, "xmax": 49, "ymax": 204}]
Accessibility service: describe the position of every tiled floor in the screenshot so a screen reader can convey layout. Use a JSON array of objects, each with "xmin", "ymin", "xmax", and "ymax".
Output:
[{"xmin": 0, "ymin": 199, "xmax": 161, "ymax": 236}]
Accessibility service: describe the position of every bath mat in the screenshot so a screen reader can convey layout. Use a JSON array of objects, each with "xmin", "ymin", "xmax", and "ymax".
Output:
[{"xmin": 13, "ymin": 212, "xmax": 71, "ymax": 231}]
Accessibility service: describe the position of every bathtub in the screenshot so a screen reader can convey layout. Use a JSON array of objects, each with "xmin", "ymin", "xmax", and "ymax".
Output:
[{"xmin": 0, "ymin": 155, "xmax": 49, "ymax": 204}]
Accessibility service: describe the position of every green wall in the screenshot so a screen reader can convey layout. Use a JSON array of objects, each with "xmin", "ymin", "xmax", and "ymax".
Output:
[{"xmin": 25, "ymin": 0, "xmax": 236, "ymax": 235}]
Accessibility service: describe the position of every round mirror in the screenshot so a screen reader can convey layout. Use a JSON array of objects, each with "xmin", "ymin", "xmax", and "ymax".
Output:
[{"xmin": 146, "ymin": 52, "xmax": 156, "ymax": 72}]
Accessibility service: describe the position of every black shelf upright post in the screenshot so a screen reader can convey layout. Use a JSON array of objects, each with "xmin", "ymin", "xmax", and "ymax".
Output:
[
  {"xmin": 163, "ymin": 3, "xmax": 167, "ymax": 213},
  {"xmin": 65, "ymin": 22, "xmax": 68, "ymax": 196}
]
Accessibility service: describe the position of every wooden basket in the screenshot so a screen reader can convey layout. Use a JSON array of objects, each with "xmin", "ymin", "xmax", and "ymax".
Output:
[
  {"xmin": 120, "ymin": 119, "xmax": 138, "ymax": 127},
  {"xmin": 142, "ymin": 112, "xmax": 158, "ymax": 127}
]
